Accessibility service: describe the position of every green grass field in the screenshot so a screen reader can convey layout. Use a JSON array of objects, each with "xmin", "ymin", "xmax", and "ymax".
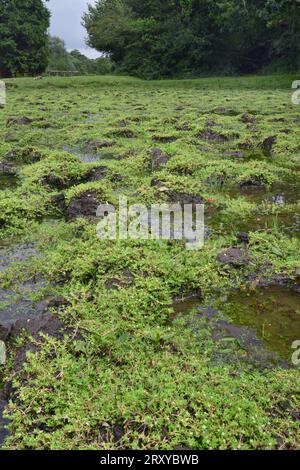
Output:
[{"xmin": 0, "ymin": 75, "xmax": 299, "ymax": 449}]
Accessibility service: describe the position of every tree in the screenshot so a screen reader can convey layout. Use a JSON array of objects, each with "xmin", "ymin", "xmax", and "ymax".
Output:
[{"xmin": 0, "ymin": 0, "xmax": 50, "ymax": 77}]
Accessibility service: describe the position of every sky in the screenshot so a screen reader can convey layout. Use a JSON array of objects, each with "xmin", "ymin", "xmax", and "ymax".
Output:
[{"xmin": 47, "ymin": 0, "xmax": 100, "ymax": 59}]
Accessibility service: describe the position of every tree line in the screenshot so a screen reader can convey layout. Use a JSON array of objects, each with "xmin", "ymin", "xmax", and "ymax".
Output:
[
  {"xmin": 48, "ymin": 36, "xmax": 112, "ymax": 75},
  {"xmin": 0, "ymin": 0, "xmax": 299, "ymax": 79},
  {"xmin": 83, "ymin": 0, "xmax": 300, "ymax": 78}
]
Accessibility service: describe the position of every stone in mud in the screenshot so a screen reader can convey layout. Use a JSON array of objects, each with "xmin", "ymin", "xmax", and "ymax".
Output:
[
  {"xmin": 152, "ymin": 136, "xmax": 178, "ymax": 143},
  {"xmin": 82, "ymin": 166, "xmax": 108, "ymax": 182},
  {"xmin": 84, "ymin": 140, "xmax": 115, "ymax": 153},
  {"xmin": 6, "ymin": 116, "xmax": 32, "ymax": 126},
  {"xmin": 51, "ymin": 193, "xmax": 66, "ymax": 211},
  {"xmin": 150, "ymin": 148, "xmax": 170, "ymax": 171},
  {"xmin": 217, "ymin": 248, "xmax": 250, "ymax": 267},
  {"xmin": 261, "ymin": 136, "xmax": 276, "ymax": 156},
  {"xmin": 67, "ymin": 190, "xmax": 103, "ymax": 219}
]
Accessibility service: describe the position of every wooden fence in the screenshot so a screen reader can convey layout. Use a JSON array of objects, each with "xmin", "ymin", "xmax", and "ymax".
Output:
[{"xmin": 47, "ymin": 70, "xmax": 80, "ymax": 77}]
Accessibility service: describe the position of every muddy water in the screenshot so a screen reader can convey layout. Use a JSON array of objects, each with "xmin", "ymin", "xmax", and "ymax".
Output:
[
  {"xmin": 209, "ymin": 212, "xmax": 300, "ymax": 237},
  {"xmin": 219, "ymin": 287, "xmax": 300, "ymax": 360},
  {"xmin": 173, "ymin": 286, "xmax": 300, "ymax": 362},
  {"xmin": 61, "ymin": 145, "xmax": 102, "ymax": 163},
  {"xmin": 61, "ymin": 145, "xmax": 118, "ymax": 163},
  {"xmin": 229, "ymin": 180, "xmax": 300, "ymax": 206},
  {"xmin": 0, "ymin": 240, "xmax": 43, "ymax": 447},
  {"xmin": 0, "ymin": 174, "xmax": 19, "ymax": 191}
]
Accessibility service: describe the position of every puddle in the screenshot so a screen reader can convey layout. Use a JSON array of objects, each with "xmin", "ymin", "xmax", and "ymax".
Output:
[
  {"xmin": 173, "ymin": 286, "xmax": 300, "ymax": 364},
  {"xmin": 229, "ymin": 180, "xmax": 300, "ymax": 205},
  {"xmin": 238, "ymin": 213, "xmax": 300, "ymax": 237},
  {"xmin": 0, "ymin": 242, "xmax": 38, "ymax": 272},
  {"xmin": 61, "ymin": 145, "xmax": 102, "ymax": 163},
  {"xmin": 218, "ymin": 287, "xmax": 300, "ymax": 360},
  {"xmin": 83, "ymin": 113, "xmax": 102, "ymax": 123},
  {"xmin": 208, "ymin": 211, "xmax": 300, "ymax": 237},
  {"xmin": 0, "ymin": 242, "xmax": 45, "ymax": 321},
  {"xmin": 0, "ymin": 174, "xmax": 19, "ymax": 191},
  {"xmin": 61, "ymin": 145, "xmax": 119, "ymax": 163}
]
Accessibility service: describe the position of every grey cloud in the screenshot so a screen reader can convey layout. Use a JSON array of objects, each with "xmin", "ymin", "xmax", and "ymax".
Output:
[{"xmin": 47, "ymin": 0, "xmax": 99, "ymax": 58}]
